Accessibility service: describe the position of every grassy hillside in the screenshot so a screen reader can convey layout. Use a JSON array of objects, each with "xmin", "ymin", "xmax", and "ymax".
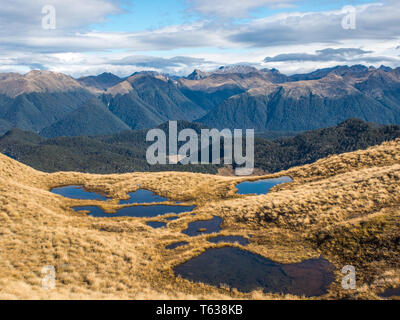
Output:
[{"xmin": 0, "ymin": 138, "xmax": 398, "ymax": 299}]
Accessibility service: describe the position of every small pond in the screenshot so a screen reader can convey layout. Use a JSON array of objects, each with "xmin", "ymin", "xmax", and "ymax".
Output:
[
  {"xmin": 165, "ymin": 216, "xmax": 180, "ymax": 221},
  {"xmin": 146, "ymin": 221, "xmax": 167, "ymax": 229},
  {"xmin": 208, "ymin": 235, "xmax": 249, "ymax": 246},
  {"xmin": 236, "ymin": 176, "xmax": 293, "ymax": 195},
  {"xmin": 73, "ymin": 205, "xmax": 196, "ymax": 218},
  {"xmin": 120, "ymin": 189, "xmax": 169, "ymax": 204},
  {"xmin": 166, "ymin": 241, "xmax": 189, "ymax": 250},
  {"xmin": 51, "ymin": 186, "xmax": 108, "ymax": 201},
  {"xmin": 182, "ymin": 216, "xmax": 223, "ymax": 237},
  {"xmin": 379, "ymin": 287, "xmax": 400, "ymax": 298},
  {"xmin": 174, "ymin": 247, "xmax": 335, "ymax": 297}
]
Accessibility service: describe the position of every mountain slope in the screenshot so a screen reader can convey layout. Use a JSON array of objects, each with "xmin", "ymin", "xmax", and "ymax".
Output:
[
  {"xmin": 254, "ymin": 119, "xmax": 400, "ymax": 172},
  {"xmin": 1, "ymin": 66, "xmax": 400, "ymax": 136},
  {"xmin": 40, "ymin": 98, "xmax": 131, "ymax": 137},
  {"xmin": 0, "ymin": 71, "xmax": 95, "ymax": 132},
  {"xmin": 0, "ymin": 119, "xmax": 12, "ymax": 136},
  {"xmin": 105, "ymin": 90, "xmax": 167, "ymax": 129},
  {"xmin": 105, "ymin": 73, "xmax": 206, "ymax": 129},
  {"xmin": 199, "ymin": 72, "xmax": 400, "ymax": 131},
  {"xmin": 0, "ymin": 70, "xmax": 86, "ymax": 98},
  {"xmin": 78, "ymin": 72, "xmax": 122, "ymax": 92},
  {"xmin": 177, "ymin": 66, "xmax": 293, "ymax": 112},
  {"xmin": 288, "ymin": 65, "xmax": 371, "ymax": 81},
  {"xmin": 2, "ymin": 90, "xmax": 94, "ymax": 132}
]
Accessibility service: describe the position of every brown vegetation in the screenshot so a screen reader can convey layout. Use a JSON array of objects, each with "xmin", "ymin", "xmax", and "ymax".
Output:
[{"xmin": 0, "ymin": 139, "xmax": 399, "ymax": 299}]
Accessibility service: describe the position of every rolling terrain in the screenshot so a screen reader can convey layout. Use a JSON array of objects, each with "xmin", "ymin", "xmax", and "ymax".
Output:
[
  {"xmin": 1, "ymin": 119, "xmax": 399, "ymax": 175},
  {"xmin": 0, "ymin": 138, "xmax": 399, "ymax": 299}
]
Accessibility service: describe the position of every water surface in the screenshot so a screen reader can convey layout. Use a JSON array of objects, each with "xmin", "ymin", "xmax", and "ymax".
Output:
[
  {"xmin": 166, "ymin": 241, "xmax": 189, "ymax": 250},
  {"xmin": 379, "ymin": 287, "xmax": 400, "ymax": 298},
  {"xmin": 165, "ymin": 216, "xmax": 180, "ymax": 221},
  {"xmin": 146, "ymin": 221, "xmax": 167, "ymax": 229},
  {"xmin": 174, "ymin": 247, "xmax": 334, "ymax": 297},
  {"xmin": 73, "ymin": 205, "xmax": 196, "ymax": 218},
  {"xmin": 182, "ymin": 217, "xmax": 223, "ymax": 237},
  {"xmin": 236, "ymin": 176, "xmax": 293, "ymax": 195},
  {"xmin": 51, "ymin": 186, "xmax": 108, "ymax": 201},
  {"xmin": 120, "ymin": 189, "xmax": 168, "ymax": 204}
]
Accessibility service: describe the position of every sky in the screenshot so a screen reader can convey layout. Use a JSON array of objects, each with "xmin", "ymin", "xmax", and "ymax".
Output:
[{"xmin": 0, "ymin": 0, "xmax": 399, "ymax": 77}]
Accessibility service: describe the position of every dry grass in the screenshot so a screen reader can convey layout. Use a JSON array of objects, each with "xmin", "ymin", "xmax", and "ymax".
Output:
[{"xmin": 0, "ymin": 139, "xmax": 399, "ymax": 300}]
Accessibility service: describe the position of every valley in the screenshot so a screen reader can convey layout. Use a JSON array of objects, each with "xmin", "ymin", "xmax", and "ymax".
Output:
[
  {"xmin": 1, "ymin": 119, "xmax": 399, "ymax": 175},
  {"xmin": 1, "ymin": 65, "xmax": 399, "ymax": 301},
  {"xmin": 2, "ymin": 0, "xmax": 400, "ymax": 306}
]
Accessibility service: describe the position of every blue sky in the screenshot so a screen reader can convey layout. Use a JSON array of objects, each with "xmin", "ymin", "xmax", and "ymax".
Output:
[
  {"xmin": 90, "ymin": 0, "xmax": 189, "ymax": 32},
  {"xmin": 0, "ymin": 0, "xmax": 399, "ymax": 77},
  {"xmin": 91, "ymin": 0, "xmax": 377, "ymax": 32}
]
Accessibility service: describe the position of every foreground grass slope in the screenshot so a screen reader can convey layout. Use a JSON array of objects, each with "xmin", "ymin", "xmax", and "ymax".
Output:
[{"xmin": 0, "ymin": 139, "xmax": 399, "ymax": 299}]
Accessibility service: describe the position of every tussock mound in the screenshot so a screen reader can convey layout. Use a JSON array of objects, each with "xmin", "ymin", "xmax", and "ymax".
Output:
[{"xmin": 0, "ymin": 139, "xmax": 399, "ymax": 300}]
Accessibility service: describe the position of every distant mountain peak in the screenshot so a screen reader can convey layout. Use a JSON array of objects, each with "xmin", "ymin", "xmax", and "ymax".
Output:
[
  {"xmin": 129, "ymin": 71, "xmax": 169, "ymax": 82},
  {"xmin": 0, "ymin": 70, "xmax": 85, "ymax": 98},
  {"xmin": 78, "ymin": 72, "xmax": 122, "ymax": 92},
  {"xmin": 187, "ymin": 69, "xmax": 208, "ymax": 80},
  {"xmin": 186, "ymin": 65, "xmax": 260, "ymax": 80},
  {"xmin": 378, "ymin": 65, "xmax": 392, "ymax": 72},
  {"xmin": 130, "ymin": 70, "xmax": 161, "ymax": 77},
  {"xmin": 214, "ymin": 65, "xmax": 259, "ymax": 74}
]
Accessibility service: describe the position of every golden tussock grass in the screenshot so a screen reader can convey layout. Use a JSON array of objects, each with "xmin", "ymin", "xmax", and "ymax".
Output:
[{"xmin": 0, "ymin": 139, "xmax": 399, "ymax": 300}]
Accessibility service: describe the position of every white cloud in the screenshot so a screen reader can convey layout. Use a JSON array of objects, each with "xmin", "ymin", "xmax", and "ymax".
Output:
[
  {"xmin": 0, "ymin": 0, "xmax": 120, "ymax": 35},
  {"xmin": 0, "ymin": 0, "xmax": 400, "ymax": 76},
  {"xmin": 185, "ymin": 0, "xmax": 298, "ymax": 18},
  {"xmin": 229, "ymin": 3, "xmax": 393, "ymax": 47},
  {"xmin": 264, "ymin": 48, "xmax": 374, "ymax": 62}
]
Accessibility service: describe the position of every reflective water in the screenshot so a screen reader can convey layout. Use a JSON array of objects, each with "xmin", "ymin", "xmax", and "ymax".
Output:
[
  {"xmin": 73, "ymin": 205, "xmax": 196, "ymax": 218},
  {"xmin": 379, "ymin": 287, "xmax": 400, "ymax": 298},
  {"xmin": 236, "ymin": 176, "xmax": 293, "ymax": 195},
  {"xmin": 182, "ymin": 216, "xmax": 223, "ymax": 237},
  {"xmin": 166, "ymin": 241, "xmax": 189, "ymax": 250},
  {"xmin": 120, "ymin": 189, "xmax": 168, "ymax": 204},
  {"xmin": 51, "ymin": 186, "xmax": 108, "ymax": 201},
  {"xmin": 146, "ymin": 221, "xmax": 167, "ymax": 229},
  {"xmin": 165, "ymin": 216, "xmax": 180, "ymax": 221},
  {"xmin": 174, "ymin": 247, "xmax": 335, "ymax": 297}
]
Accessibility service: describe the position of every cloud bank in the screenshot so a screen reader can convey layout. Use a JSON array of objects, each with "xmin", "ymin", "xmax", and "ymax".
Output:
[{"xmin": 0, "ymin": 0, "xmax": 399, "ymax": 76}]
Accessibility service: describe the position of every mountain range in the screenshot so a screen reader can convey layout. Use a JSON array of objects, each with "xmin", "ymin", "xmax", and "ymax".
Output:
[{"xmin": 0, "ymin": 65, "xmax": 400, "ymax": 137}]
